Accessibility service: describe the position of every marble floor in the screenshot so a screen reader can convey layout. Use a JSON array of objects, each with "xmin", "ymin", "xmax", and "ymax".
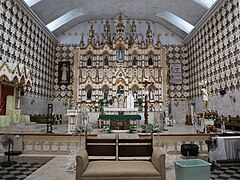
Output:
[{"xmin": 25, "ymin": 155, "xmax": 177, "ymax": 180}]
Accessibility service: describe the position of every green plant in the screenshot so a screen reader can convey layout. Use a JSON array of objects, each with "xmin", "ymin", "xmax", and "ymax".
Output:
[
  {"xmin": 129, "ymin": 124, "xmax": 137, "ymax": 133},
  {"xmin": 74, "ymin": 123, "xmax": 92, "ymax": 134},
  {"xmin": 141, "ymin": 122, "xmax": 163, "ymax": 133}
]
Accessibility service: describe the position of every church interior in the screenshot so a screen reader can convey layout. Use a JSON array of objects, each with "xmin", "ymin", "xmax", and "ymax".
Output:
[{"xmin": 0, "ymin": 0, "xmax": 239, "ymax": 179}]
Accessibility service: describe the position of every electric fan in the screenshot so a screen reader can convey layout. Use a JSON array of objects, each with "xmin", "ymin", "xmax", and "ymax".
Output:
[{"xmin": 1, "ymin": 135, "xmax": 17, "ymax": 167}]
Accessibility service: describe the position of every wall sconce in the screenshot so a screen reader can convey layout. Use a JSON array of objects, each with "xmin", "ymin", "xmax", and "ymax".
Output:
[
  {"xmin": 31, "ymin": 99, "xmax": 35, "ymax": 105},
  {"xmin": 230, "ymin": 95, "xmax": 236, "ymax": 103}
]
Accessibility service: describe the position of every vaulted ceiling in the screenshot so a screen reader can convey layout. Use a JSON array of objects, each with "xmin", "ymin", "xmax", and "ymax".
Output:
[{"xmin": 23, "ymin": 0, "xmax": 217, "ymax": 39}]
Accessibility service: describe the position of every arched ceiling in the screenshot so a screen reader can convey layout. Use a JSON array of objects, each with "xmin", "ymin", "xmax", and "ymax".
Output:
[{"xmin": 23, "ymin": 0, "xmax": 217, "ymax": 39}]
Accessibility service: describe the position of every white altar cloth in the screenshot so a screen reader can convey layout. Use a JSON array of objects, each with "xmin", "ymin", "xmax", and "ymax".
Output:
[
  {"xmin": 209, "ymin": 136, "xmax": 240, "ymax": 162},
  {"xmin": 104, "ymin": 108, "xmax": 138, "ymax": 112}
]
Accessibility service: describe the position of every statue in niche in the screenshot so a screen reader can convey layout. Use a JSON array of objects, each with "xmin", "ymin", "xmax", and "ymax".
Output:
[
  {"xmin": 132, "ymin": 57, "xmax": 137, "ymax": 66},
  {"xmin": 149, "ymin": 89, "xmax": 154, "ymax": 100},
  {"xmin": 117, "ymin": 47, "xmax": 124, "ymax": 60},
  {"xmin": 148, "ymin": 56, "xmax": 153, "ymax": 66},
  {"xmin": 133, "ymin": 90, "xmax": 138, "ymax": 99},
  {"xmin": 103, "ymin": 90, "xmax": 108, "ymax": 99},
  {"xmin": 87, "ymin": 57, "xmax": 92, "ymax": 66},
  {"xmin": 87, "ymin": 89, "xmax": 92, "ymax": 100},
  {"xmin": 117, "ymin": 85, "xmax": 124, "ymax": 94},
  {"xmin": 104, "ymin": 56, "xmax": 109, "ymax": 66}
]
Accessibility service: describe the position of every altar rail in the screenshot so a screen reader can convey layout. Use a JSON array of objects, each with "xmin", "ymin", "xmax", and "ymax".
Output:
[{"xmin": 0, "ymin": 133, "xmax": 213, "ymax": 155}]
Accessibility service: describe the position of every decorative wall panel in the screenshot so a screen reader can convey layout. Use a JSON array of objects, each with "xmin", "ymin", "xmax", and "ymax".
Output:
[
  {"xmin": 0, "ymin": 0, "xmax": 55, "ymax": 98},
  {"xmin": 187, "ymin": 0, "xmax": 239, "ymax": 100},
  {"xmin": 166, "ymin": 45, "xmax": 189, "ymax": 101}
]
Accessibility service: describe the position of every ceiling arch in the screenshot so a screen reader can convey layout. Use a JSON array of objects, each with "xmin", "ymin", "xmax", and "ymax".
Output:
[{"xmin": 23, "ymin": 0, "xmax": 217, "ymax": 38}]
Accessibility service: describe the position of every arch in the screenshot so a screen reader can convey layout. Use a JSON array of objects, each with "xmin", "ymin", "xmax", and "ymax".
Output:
[
  {"xmin": 12, "ymin": 76, "xmax": 19, "ymax": 84},
  {"xmin": 0, "ymin": 74, "xmax": 10, "ymax": 82},
  {"xmin": 19, "ymin": 76, "xmax": 26, "ymax": 85}
]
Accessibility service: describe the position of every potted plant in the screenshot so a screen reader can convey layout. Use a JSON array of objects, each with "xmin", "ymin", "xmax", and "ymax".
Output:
[
  {"xmin": 129, "ymin": 124, "xmax": 137, "ymax": 133},
  {"xmin": 74, "ymin": 123, "xmax": 92, "ymax": 134},
  {"xmin": 103, "ymin": 124, "xmax": 111, "ymax": 133},
  {"xmin": 141, "ymin": 122, "xmax": 163, "ymax": 133}
]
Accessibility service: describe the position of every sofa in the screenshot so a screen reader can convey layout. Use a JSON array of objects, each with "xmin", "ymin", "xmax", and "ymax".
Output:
[{"xmin": 76, "ymin": 148, "xmax": 166, "ymax": 180}]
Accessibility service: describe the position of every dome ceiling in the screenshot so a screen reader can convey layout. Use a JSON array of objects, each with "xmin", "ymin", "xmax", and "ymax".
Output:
[{"xmin": 23, "ymin": 0, "xmax": 217, "ymax": 39}]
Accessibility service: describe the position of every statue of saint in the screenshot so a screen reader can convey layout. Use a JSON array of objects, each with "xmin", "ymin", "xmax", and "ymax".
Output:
[
  {"xmin": 201, "ymin": 84, "xmax": 209, "ymax": 110},
  {"xmin": 60, "ymin": 63, "xmax": 68, "ymax": 83},
  {"xmin": 103, "ymin": 90, "xmax": 108, "ymax": 99},
  {"xmin": 87, "ymin": 89, "xmax": 92, "ymax": 100}
]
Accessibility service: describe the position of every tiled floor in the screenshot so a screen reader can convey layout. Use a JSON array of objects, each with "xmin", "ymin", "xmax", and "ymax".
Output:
[
  {"xmin": 210, "ymin": 165, "xmax": 240, "ymax": 180},
  {"xmin": 24, "ymin": 155, "xmax": 240, "ymax": 180},
  {"xmin": 0, "ymin": 161, "xmax": 44, "ymax": 180}
]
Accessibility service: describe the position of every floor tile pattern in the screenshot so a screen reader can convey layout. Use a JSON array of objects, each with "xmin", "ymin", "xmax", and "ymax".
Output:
[
  {"xmin": 210, "ymin": 166, "xmax": 240, "ymax": 180},
  {"xmin": 0, "ymin": 162, "xmax": 44, "ymax": 180}
]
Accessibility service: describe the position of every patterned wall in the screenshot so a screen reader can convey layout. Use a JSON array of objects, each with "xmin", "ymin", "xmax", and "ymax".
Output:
[
  {"xmin": 187, "ymin": 0, "xmax": 239, "ymax": 99},
  {"xmin": 166, "ymin": 45, "xmax": 189, "ymax": 101},
  {"xmin": 0, "ymin": 0, "xmax": 56, "ymax": 98},
  {"xmin": 53, "ymin": 44, "xmax": 77, "ymax": 99}
]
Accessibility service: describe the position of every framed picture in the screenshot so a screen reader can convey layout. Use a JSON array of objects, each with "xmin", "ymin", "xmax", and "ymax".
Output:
[
  {"xmin": 170, "ymin": 63, "xmax": 182, "ymax": 85},
  {"xmin": 58, "ymin": 61, "xmax": 70, "ymax": 85}
]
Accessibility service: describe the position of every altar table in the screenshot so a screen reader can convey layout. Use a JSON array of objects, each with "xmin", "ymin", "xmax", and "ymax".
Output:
[{"xmin": 99, "ymin": 114, "xmax": 141, "ymax": 130}]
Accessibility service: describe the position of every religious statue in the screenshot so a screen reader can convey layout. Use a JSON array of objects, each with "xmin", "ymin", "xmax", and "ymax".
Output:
[
  {"xmin": 131, "ymin": 20, "xmax": 137, "ymax": 33},
  {"xmin": 117, "ymin": 85, "xmax": 124, "ymax": 94},
  {"xmin": 103, "ymin": 90, "xmax": 108, "ymax": 99},
  {"xmin": 88, "ymin": 23, "xmax": 95, "ymax": 42},
  {"xmin": 132, "ymin": 57, "xmax": 137, "ymax": 66},
  {"xmin": 87, "ymin": 89, "xmax": 92, "ymax": 100},
  {"xmin": 117, "ymin": 47, "xmax": 124, "ymax": 60},
  {"xmin": 127, "ymin": 93, "xmax": 134, "ymax": 109},
  {"xmin": 146, "ymin": 22, "xmax": 153, "ymax": 40},
  {"xmin": 118, "ymin": 94, "xmax": 125, "ymax": 108},
  {"xmin": 60, "ymin": 63, "xmax": 68, "ymax": 82},
  {"xmin": 149, "ymin": 89, "xmax": 154, "ymax": 100},
  {"xmin": 87, "ymin": 57, "xmax": 92, "ymax": 66},
  {"xmin": 104, "ymin": 56, "xmax": 109, "ymax": 66},
  {"xmin": 201, "ymin": 84, "xmax": 209, "ymax": 110}
]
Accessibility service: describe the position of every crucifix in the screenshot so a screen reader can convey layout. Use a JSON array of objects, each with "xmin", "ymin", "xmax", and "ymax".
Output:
[{"xmin": 139, "ymin": 78, "xmax": 154, "ymax": 124}]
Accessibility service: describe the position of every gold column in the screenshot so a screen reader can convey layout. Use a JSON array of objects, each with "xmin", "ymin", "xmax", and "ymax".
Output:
[
  {"xmin": 162, "ymin": 48, "xmax": 169, "ymax": 107},
  {"xmin": 72, "ymin": 48, "xmax": 79, "ymax": 109}
]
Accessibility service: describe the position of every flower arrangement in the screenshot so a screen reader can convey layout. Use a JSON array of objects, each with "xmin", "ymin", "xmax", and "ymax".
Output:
[
  {"xmin": 74, "ymin": 123, "xmax": 92, "ymax": 134},
  {"xmin": 197, "ymin": 110, "xmax": 218, "ymax": 119},
  {"xmin": 197, "ymin": 112, "xmax": 203, "ymax": 118},
  {"xmin": 204, "ymin": 109, "xmax": 218, "ymax": 119}
]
